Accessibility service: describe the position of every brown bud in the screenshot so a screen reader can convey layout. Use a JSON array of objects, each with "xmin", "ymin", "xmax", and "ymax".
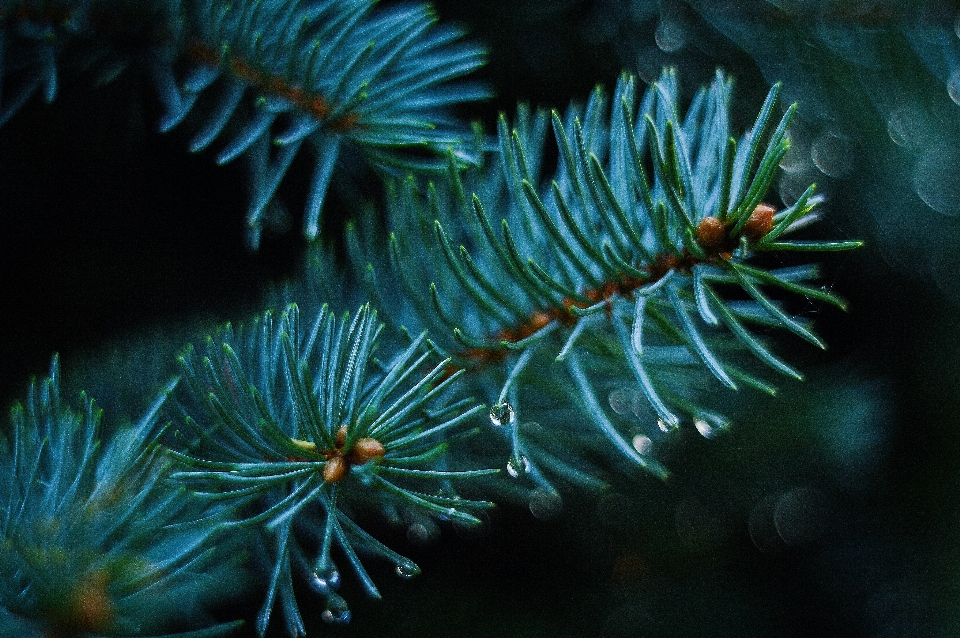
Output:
[
  {"xmin": 527, "ymin": 311, "xmax": 552, "ymax": 334},
  {"xmin": 349, "ymin": 438, "xmax": 386, "ymax": 464},
  {"xmin": 334, "ymin": 425, "xmax": 348, "ymax": 448},
  {"xmin": 743, "ymin": 204, "xmax": 775, "ymax": 242},
  {"xmin": 696, "ymin": 216, "xmax": 727, "ymax": 250},
  {"xmin": 323, "ymin": 455, "xmax": 350, "ymax": 483}
]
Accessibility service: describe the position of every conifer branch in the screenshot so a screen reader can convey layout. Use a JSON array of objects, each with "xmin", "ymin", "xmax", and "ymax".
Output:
[
  {"xmin": 355, "ymin": 69, "xmax": 860, "ymax": 492},
  {"xmin": 170, "ymin": 303, "xmax": 495, "ymax": 636},
  {"xmin": 0, "ymin": 0, "xmax": 487, "ymax": 245},
  {"xmin": 0, "ymin": 356, "xmax": 243, "ymax": 637}
]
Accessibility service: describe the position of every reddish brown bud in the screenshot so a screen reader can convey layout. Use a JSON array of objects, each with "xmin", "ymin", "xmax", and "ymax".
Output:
[
  {"xmin": 527, "ymin": 311, "xmax": 552, "ymax": 333},
  {"xmin": 696, "ymin": 216, "xmax": 727, "ymax": 250},
  {"xmin": 743, "ymin": 204, "xmax": 775, "ymax": 242},
  {"xmin": 323, "ymin": 455, "xmax": 349, "ymax": 483},
  {"xmin": 335, "ymin": 425, "xmax": 348, "ymax": 448},
  {"xmin": 349, "ymin": 438, "xmax": 386, "ymax": 464}
]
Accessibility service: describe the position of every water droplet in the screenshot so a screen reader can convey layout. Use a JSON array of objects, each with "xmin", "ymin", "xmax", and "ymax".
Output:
[
  {"xmin": 657, "ymin": 418, "xmax": 678, "ymax": 433},
  {"xmin": 694, "ymin": 413, "xmax": 728, "ymax": 439},
  {"xmin": 506, "ymin": 454, "xmax": 530, "ymax": 478},
  {"xmin": 321, "ymin": 593, "xmax": 351, "ymax": 625},
  {"xmin": 631, "ymin": 434, "xmax": 652, "ymax": 455},
  {"xmin": 811, "ymin": 132, "xmax": 853, "ymax": 178},
  {"xmin": 309, "ymin": 565, "xmax": 341, "ymax": 594},
  {"xmin": 395, "ymin": 560, "xmax": 420, "ymax": 579},
  {"xmin": 694, "ymin": 419, "xmax": 713, "ymax": 438},
  {"xmin": 954, "ymin": 12, "xmax": 960, "ymax": 39},
  {"xmin": 528, "ymin": 487, "xmax": 563, "ymax": 520},
  {"xmin": 489, "ymin": 402, "xmax": 516, "ymax": 427}
]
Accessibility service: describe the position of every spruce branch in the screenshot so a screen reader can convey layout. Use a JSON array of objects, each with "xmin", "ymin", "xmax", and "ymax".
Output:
[
  {"xmin": 0, "ymin": 0, "xmax": 487, "ymax": 245},
  {"xmin": 0, "ymin": 356, "xmax": 243, "ymax": 637},
  {"xmin": 356, "ymin": 68, "xmax": 860, "ymax": 493},
  {"xmin": 170, "ymin": 302, "xmax": 495, "ymax": 637}
]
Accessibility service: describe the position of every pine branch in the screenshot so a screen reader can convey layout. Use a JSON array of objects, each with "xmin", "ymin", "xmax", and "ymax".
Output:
[
  {"xmin": 0, "ymin": 356, "xmax": 243, "ymax": 637},
  {"xmin": 355, "ymin": 69, "xmax": 860, "ymax": 493},
  {"xmin": 0, "ymin": 0, "xmax": 487, "ymax": 245},
  {"xmin": 170, "ymin": 302, "xmax": 495, "ymax": 637}
]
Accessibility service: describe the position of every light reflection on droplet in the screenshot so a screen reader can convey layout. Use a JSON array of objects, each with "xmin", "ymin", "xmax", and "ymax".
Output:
[
  {"xmin": 631, "ymin": 434, "xmax": 652, "ymax": 455},
  {"xmin": 778, "ymin": 141, "xmax": 808, "ymax": 174},
  {"xmin": 887, "ymin": 111, "xmax": 910, "ymax": 147},
  {"xmin": 489, "ymin": 402, "xmax": 516, "ymax": 427},
  {"xmin": 506, "ymin": 454, "xmax": 530, "ymax": 478},
  {"xmin": 528, "ymin": 487, "xmax": 563, "ymax": 520},
  {"xmin": 778, "ymin": 170, "xmax": 817, "ymax": 206},
  {"xmin": 395, "ymin": 560, "xmax": 420, "ymax": 579},
  {"xmin": 321, "ymin": 593, "xmax": 351, "ymax": 625},
  {"xmin": 694, "ymin": 419, "xmax": 714, "ymax": 438},
  {"xmin": 309, "ymin": 566, "xmax": 341, "ymax": 594},
  {"xmin": 657, "ymin": 418, "xmax": 678, "ymax": 433},
  {"xmin": 634, "ymin": 46, "xmax": 665, "ymax": 84},
  {"xmin": 695, "ymin": 413, "xmax": 729, "ymax": 439}
]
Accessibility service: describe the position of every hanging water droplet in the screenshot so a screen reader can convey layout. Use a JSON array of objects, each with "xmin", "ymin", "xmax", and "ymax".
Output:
[
  {"xmin": 694, "ymin": 419, "xmax": 714, "ymax": 438},
  {"xmin": 309, "ymin": 565, "xmax": 341, "ymax": 594},
  {"xmin": 321, "ymin": 593, "xmax": 351, "ymax": 625},
  {"xmin": 506, "ymin": 454, "xmax": 530, "ymax": 478},
  {"xmin": 695, "ymin": 412, "xmax": 729, "ymax": 439},
  {"xmin": 657, "ymin": 418, "xmax": 677, "ymax": 433},
  {"xmin": 489, "ymin": 402, "xmax": 516, "ymax": 427},
  {"xmin": 632, "ymin": 434, "xmax": 653, "ymax": 455},
  {"xmin": 395, "ymin": 559, "xmax": 420, "ymax": 579}
]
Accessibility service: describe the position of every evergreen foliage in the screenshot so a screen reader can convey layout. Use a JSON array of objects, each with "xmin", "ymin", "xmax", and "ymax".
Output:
[
  {"xmin": 170, "ymin": 303, "xmax": 495, "ymax": 636},
  {"xmin": 0, "ymin": 357, "xmax": 242, "ymax": 637},
  {"xmin": 0, "ymin": 0, "xmax": 485, "ymax": 245},
  {"xmin": 357, "ymin": 69, "xmax": 857, "ymax": 495}
]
